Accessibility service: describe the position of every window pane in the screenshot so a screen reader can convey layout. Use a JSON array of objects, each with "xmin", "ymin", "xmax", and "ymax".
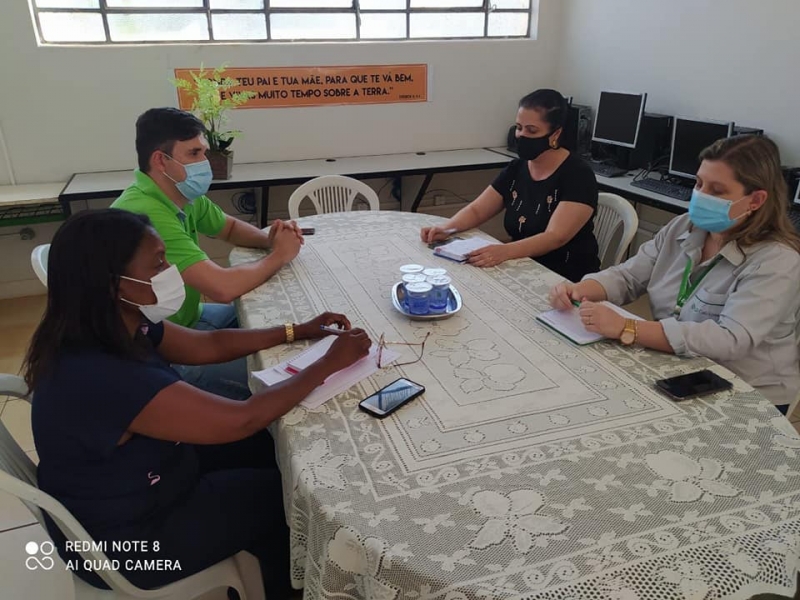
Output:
[
  {"xmin": 271, "ymin": 0, "xmax": 352, "ymax": 7},
  {"xmin": 410, "ymin": 12, "xmax": 484, "ymax": 38},
  {"xmin": 488, "ymin": 11, "xmax": 528, "ymax": 36},
  {"xmin": 35, "ymin": 0, "xmax": 98, "ymax": 7},
  {"xmin": 108, "ymin": 13, "xmax": 209, "ymax": 41},
  {"xmin": 271, "ymin": 13, "xmax": 355, "ymax": 39},
  {"xmin": 106, "ymin": 0, "xmax": 201, "ymax": 6},
  {"xmin": 39, "ymin": 12, "xmax": 105, "ymax": 41},
  {"xmin": 211, "ymin": 0, "xmax": 263, "ymax": 7},
  {"xmin": 212, "ymin": 13, "xmax": 266, "ymax": 39},
  {"xmin": 410, "ymin": 0, "xmax": 483, "ymax": 7},
  {"xmin": 359, "ymin": 0, "xmax": 405, "ymax": 8},
  {"xmin": 492, "ymin": 0, "xmax": 530, "ymax": 7},
  {"xmin": 360, "ymin": 13, "xmax": 405, "ymax": 39}
]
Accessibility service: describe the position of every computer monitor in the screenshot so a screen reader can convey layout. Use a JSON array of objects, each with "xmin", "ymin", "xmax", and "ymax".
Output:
[
  {"xmin": 669, "ymin": 117, "xmax": 734, "ymax": 180},
  {"xmin": 591, "ymin": 91, "xmax": 647, "ymax": 149}
]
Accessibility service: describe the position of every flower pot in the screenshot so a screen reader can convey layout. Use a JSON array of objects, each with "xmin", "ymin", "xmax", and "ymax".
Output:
[{"xmin": 207, "ymin": 150, "xmax": 233, "ymax": 180}]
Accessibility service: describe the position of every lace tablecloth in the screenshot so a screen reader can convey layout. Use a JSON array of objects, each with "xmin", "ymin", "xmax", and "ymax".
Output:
[{"xmin": 231, "ymin": 211, "xmax": 800, "ymax": 600}]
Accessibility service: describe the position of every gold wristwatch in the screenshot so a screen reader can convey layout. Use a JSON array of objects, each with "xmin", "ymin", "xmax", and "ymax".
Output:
[
  {"xmin": 620, "ymin": 319, "xmax": 638, "ymax": 346},
  {"xmin": 284, "ymin": 323, "xmax": 295, "ymax": 344}
]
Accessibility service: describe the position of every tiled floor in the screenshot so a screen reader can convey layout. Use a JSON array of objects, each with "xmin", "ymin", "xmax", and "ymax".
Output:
[{"xmin": 0, "ymin": 294, "xmax": 798, "ymax": 599}]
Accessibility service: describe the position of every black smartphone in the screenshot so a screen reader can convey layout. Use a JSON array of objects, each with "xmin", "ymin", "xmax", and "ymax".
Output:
[
  {"xmin": 301, "ymin": 227, "xmax": 315, "ymax": 235},
  {"xmin": 655, "ymin": 369, "xmax": 733, "ymax": 400},
  {"xmin": 359, "ymin": 378, "xmax": 425, "ymax": 418}
]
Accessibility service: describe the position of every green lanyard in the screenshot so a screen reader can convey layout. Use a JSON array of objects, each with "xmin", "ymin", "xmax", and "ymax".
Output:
[{"xmin": 674, "ymin": 256, "xmax": 722, "ymax": 315}]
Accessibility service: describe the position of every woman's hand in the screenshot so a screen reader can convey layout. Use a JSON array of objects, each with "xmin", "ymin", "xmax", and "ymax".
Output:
[
  {"xmin": 548, "ymin": 281, "xmax": 579, "ymax": 310},
  {"xmin": 295, "ymin": 312, "xmax": 352, "ymax": 341},
  {"xmin": 421, "ymin": 226, "xmax": 454, "ymax": 244},
  {"xmin": 323, "ymin": 329, "xmax": 372, "ymax": 372},
  {"xmin": 578, "ymin": 301, "xmax": 626, "ymax": 339},
  {"xmin": 467, "ymin": 244, "xmax": 513, "ymax": 268}
]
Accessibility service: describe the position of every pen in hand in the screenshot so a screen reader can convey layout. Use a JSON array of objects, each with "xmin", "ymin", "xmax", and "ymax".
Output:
[{"xmin": 320, "ymin": 325, "xmax": 346, "ymax": 335}]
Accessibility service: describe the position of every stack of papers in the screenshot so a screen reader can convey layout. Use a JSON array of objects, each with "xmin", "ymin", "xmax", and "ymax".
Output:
[
  {"xmin": 433, "ymin": 237, "xmax": 493, "ymax": 263},
  {"xmin": 252, "ymin": 336, "xmax": 400, "ymax": 409},
  {"xmin": 537, "ymin": 303, "xmax": 642, "ymax": 345}
]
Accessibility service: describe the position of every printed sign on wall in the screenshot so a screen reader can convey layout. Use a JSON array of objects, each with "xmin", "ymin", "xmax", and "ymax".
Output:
[{"xmin": 175, "ymin": 64, "xmax": 428, "ymax": 109}]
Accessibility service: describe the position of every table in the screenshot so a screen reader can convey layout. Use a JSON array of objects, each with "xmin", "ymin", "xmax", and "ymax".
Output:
[
  {"xmin": 59, "ymin": 148, "xmax": 511, "ymax": 227},
  {"xmin": 231, "ymin": 212, "xmax": 800, "ymax": 600},
  {"xmin": 487, "ymin": 148, "xmax": 690, "ymax": 215}
]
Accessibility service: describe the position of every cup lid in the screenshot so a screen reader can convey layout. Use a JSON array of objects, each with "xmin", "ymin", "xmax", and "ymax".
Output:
[
  {"xmin": 402, "ymin": 274, "xmax": 427, "ymax": 283},
  {"xmin": 400, "ymin": 264, "xmax": 424, "ymax": 274},
  {"xmin": 423, "ymin": 267, "xmax": 448, "ymax": 277},
  {"xmin": 428, "ymin": 275, "xmax": 452, "ymax": 286},
  {"xmin": 406, "ymin": 282, "xmax": 433, "ymax": 293}
]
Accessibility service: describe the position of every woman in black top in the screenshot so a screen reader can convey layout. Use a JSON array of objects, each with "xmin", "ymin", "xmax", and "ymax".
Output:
[
  {"xmin": 421, "ymin": 89, "xmax": 601, "ymax": 282},
  {"xmin": 25, "ymin": 209, "xmax": 371, "ymax": 598}
]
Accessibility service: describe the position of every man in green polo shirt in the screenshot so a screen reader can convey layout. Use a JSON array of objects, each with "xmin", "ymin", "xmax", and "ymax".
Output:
[{"xmin": 112, "ymin": 107, "xmax": 302, "ymax": 399}]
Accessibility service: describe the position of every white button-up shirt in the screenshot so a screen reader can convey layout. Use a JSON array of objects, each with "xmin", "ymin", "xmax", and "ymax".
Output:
[{"xmin": 585, "ymin": 214, "xmax": 800, "ymax": 406}]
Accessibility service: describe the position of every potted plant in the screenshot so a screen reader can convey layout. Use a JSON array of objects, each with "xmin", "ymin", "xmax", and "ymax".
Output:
[{"xmin": 173, "ymin": 64, "xmax": 256, "ymax": 180}]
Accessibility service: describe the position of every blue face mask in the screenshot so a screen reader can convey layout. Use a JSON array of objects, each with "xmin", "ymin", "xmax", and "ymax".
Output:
[
  {"xmin": 688, "ymin": 189, "xmax": 749, "ymax": 233},
  {"xmin": 163, "ymin": 154, "xmax": 212, "ymax": 203}
]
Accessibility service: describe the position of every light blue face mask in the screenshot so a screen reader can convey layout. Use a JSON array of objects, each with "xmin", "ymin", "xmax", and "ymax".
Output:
[
  {"xmin": 688, "ymin": 189, "xmax": 749, "ymax": 233},
  {"xmin": 163, "ymin": 154, "xmax": 212, "ymax": 203}
]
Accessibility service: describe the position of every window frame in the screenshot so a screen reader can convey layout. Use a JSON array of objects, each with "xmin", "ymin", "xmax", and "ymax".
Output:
[{"xmin": 30, "ymin": 0, "xmax": 533, "ymax": 45}]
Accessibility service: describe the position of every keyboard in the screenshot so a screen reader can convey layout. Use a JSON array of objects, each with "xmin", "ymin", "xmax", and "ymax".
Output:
[
  {"xmin": 630, "ymin": 178, "xmax": 693, "ymax": 202},
  {"xmin": 589, "ymin": 162, "xmax": 629, "ymax": 178}
]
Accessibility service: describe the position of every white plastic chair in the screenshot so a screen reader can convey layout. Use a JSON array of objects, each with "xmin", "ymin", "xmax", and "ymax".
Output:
[
  {"xmin": 594, "ymin": 193, "xmax": 639, "ymax": 267},
  {"xmin": 287, "ymin": 175, "xmax": 380, "ymax": 220},
  {"xmin": 31, "ymin": 244, "xmax": 50, "ymax": 287},
  {"xmin": 0, "ymin": 374, "xmax": 265, "ymax": 600}
]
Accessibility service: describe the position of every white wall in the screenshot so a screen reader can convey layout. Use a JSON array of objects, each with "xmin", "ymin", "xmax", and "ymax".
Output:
[
  {"xmin": 0, "ymin": 1, "xmax": 561, "ymax": 185},
  {"xmin": 0, "ymin": 1, "xmax": 561, "ymax": 298},
  {"xmin": 554, "ymin": 0, "xmax": 800, "ymax": 164}
]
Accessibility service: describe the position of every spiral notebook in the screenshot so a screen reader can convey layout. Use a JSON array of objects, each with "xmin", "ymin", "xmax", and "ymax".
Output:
[{"xmin": 537, "ymin": 303, "xmax": 642, "ymax": 346}]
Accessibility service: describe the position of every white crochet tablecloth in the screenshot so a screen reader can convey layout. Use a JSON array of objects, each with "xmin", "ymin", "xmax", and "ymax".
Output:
[{"xmin": 231, "ymin": 211, "xmax": 800, "ymax": 600}]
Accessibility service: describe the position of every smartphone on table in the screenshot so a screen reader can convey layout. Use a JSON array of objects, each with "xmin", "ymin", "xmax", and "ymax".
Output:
[
  {"xmin": 359, "ymin": 378, "xmax": 425, "ymax": 418},
  {"xmin": 655, "ymin": 369, "xmax": 732, "ymax": 401},
  {"xmin": 301, "ymin": 227, "xmax": 315, "ymax": 235}
]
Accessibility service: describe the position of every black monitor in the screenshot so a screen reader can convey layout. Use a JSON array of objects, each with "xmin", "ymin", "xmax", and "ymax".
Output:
[
  {"xmin": 669, "ymin": 117, "xmax": 734, "ymax": 180},
  {"xmin": 592, "ymin": 91, "xmax": 647, "ymax": 149}
]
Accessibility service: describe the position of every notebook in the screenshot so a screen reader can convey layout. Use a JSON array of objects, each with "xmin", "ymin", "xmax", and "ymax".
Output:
[
  {"xmin": 536, "ymin": 303, "xmax": 643, "ymax": 346},
  {"xmin": 252, "ymin": 339, "xmax": 400, "ymax": 410},
  {"xmin": 285, "ymin": 335, "xmax": 338, "ymax": 374},
  {"xmin": 433, "ymin": 237, "xmax": 493, "ymax": 263}
]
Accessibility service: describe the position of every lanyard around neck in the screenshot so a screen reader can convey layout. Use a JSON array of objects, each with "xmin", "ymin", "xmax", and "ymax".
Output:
[{"xmin": 674, "ymin": 255, "xmax": 723, "ymax": 314}]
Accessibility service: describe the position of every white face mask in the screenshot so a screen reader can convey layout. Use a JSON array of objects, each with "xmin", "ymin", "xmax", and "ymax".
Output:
[{"xmin": 120, "ymin": 265, "xmax": 186, "ymax": 323}]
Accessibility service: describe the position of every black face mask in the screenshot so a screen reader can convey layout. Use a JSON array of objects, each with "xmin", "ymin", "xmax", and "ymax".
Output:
[{"xmin": 516, "ymin": 134, "xmax": 553, "ymax": 161}]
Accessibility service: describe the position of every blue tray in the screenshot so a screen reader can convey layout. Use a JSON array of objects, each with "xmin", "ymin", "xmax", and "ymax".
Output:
[{"xmin": 391, "ymin": 282, "xmax": 463, "ymax": 321}]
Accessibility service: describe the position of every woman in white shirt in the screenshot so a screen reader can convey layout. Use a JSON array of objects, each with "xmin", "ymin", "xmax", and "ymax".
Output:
[{"xmin": 549, "ymin": 135, "xmax": 800, "ymax": 412}]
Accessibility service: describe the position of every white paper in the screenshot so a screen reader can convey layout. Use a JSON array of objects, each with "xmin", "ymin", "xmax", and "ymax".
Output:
[
  {"xmin": 537, "ymin": 302, "xmax": 643, "ymax": 345},
  {"xmin": 252, "ymin": 342, "xmax": 400, "ymax": 409},
  {"xmin": 433, "ymin": 237, "xmax": 493, "ymax": 262},
  {"xmin": 287, "ymin": 335, "xmax": 337, "ymax": 372}
]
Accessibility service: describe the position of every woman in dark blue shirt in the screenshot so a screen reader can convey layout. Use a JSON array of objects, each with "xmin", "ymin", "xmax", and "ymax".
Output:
[{"xmin": 25, "ymin": 209, "xmax": 371, "ymax": 599}]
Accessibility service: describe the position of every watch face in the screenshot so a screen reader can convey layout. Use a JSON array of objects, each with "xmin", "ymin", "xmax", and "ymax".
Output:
[{"xmin": 620, "ymin": 331, "xmax": 635, "ymax": 345}]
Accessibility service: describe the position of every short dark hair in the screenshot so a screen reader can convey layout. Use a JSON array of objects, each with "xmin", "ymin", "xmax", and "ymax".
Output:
[
  {"xmin": 518, "ymin": 89, "xmax": 569, "ymax": 133},
  {"xmin": 23, "ymin": 209, "xmax": 154, "ymax": 389},
  {"xmin": 135, "ymin": 107, "xmax": 206, "ymax": 172}
]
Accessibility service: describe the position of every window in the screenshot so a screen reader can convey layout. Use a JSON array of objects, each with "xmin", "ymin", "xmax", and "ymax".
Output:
[{"xmin": 30, "ymin": 1, "xmax": 533, "ymax": 44}]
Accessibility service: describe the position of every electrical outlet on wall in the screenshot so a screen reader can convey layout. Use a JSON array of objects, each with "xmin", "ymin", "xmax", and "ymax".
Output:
[{"xmin": 433, "ymin": 194, "xmax": 446, "ymax": 206}]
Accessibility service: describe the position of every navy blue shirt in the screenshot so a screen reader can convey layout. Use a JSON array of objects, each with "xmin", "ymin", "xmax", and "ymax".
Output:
[
  {"xmin": 492, "ymin": 155, "xmax": 600, "ymax": 282},
  {"xmin": 32, "ymin": 322, "xmax": 199, "ymax": 535}
]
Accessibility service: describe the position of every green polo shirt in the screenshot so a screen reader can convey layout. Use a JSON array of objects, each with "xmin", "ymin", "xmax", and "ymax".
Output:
[{"xmin": 111, "ymin": 170, "xmax": 227, "ymax": 328}]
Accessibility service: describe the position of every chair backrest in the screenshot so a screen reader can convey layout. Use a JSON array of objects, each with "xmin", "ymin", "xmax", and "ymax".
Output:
[
  {"xmin": 287, "ymin": 175, "xmax": 380, "ymax": 220},
  {"xmin": 594, "ymin": 193, "xmax": 639, "ymax": 267},
  {"xmin": 31, "ymin": 244, "xmax": 50, "ymax": 287},
  {"xmin": 0, "ymin": 374, "xmax": 162, "ymax": 597}
]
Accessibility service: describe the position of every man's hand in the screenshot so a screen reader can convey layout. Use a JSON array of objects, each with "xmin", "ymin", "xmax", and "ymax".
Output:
[
  {"xmin": 269, "ymin": 225, "xmax": 302, "ymax": 266},
  {"xmin": 295, "ymin": 312, "xmax": 352, "ymax": 341}
]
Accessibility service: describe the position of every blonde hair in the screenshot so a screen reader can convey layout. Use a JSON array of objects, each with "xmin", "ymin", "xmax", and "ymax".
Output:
[{"xmin": 699, "ymin": 135, "xmax": 800, "ymax": 253}]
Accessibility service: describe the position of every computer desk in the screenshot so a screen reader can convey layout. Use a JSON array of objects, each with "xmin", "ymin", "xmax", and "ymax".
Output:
[
  {"xmin": 487, "ymin": 147, "xmax": 689, "ymax": 215},
  {"xmin": 59, "ymin": 148, "xmax": 512, "ymax": 228}
]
